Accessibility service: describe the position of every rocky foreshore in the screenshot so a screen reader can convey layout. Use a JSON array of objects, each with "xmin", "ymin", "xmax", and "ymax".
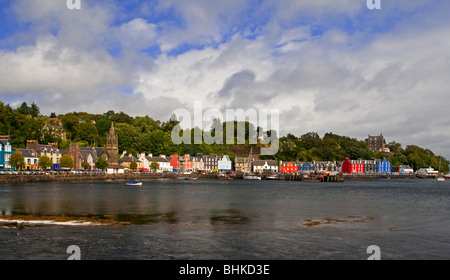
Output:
[{"xmin": 0, "ymin": 173, "xmax": 217, "ymax": 185}]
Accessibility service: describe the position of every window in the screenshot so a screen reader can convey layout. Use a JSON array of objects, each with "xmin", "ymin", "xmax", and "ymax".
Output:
[
  {"xmin": 0, "ymin": 144, "xmax": 2, "ymax": 151},
  {"xmin": 5, "ymin": 144, "xmax": 11, "ymax": 152},
  {"xmin": 5, "ymin": 154, "xmax": 10, "ymax": 162}
]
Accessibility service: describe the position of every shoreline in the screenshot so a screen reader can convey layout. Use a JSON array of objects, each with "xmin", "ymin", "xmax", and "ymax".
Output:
[
  {"xmin": 0, "ymin": 173, "xmax": 217, "ymax": 185},
  {"xmin": 0, "ymin": 172, "xmax": 440, "ymax": 185}
]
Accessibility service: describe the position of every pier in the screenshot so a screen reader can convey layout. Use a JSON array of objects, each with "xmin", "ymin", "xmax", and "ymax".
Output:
[{"xmin": 283, "ymin": 173, "xmax": 343, "ymax": 182}]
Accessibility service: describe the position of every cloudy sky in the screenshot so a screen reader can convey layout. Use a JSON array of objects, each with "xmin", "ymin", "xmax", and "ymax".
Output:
[{"xmin": 1, "ymin": 0, "xmax": 450, "ymax": 158}]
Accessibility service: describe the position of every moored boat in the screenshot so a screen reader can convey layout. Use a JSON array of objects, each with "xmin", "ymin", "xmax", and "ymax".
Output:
[
  {"xmin": 243, "ymin": 174, "xmax": 261, "ymax": 180},
  {"xmin": 126, "ymin": 181, "xmax": 142, "ymax": 186}
]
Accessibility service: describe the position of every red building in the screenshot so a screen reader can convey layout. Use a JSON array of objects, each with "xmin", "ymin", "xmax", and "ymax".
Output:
[
  {"xmin": 180, "ymin": 154, "xmax": 193, "ymax": 172},
  {"xmin": 280, "ymin": 162, "xmax": 298, "ymax": 173},
  {"xmin": 170, "ymin": 154, "xmax": 180, "ymax": 172},
  {"xmin": 342, "ymin": 158, "xmax": 364, "ymax": 174}
]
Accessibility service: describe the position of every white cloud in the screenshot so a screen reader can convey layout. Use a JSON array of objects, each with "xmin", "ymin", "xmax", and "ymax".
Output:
[{"xmin": 2, "ymin": 0, "xmax": 450, "ymax": 158}]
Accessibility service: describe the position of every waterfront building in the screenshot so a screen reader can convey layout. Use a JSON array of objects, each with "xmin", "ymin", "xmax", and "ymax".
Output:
[
  {"xmin": 69, "ymin": 143, "xmax": 101, "ymax": 170},
  {"xmin": 203, "ymin": 154, "xmax": 218, "ymax": 173},
  {"xmin": 235, "ymin": 157, "xmax": 252, "ymax": 173},
  {"xmin": 139, "ymin": 153, "xmax": 171, "ymax": 173},
  {"xmin": 170, "ymin": 154, "xmax": 181, "ymax": 172},
  {"xmin": 16, "ymin": 148, "xmax": 40, "ymax": 170},
  {"xmin": 362, "ymin": 159, "xmax": 377, "ymax": 175},
  {"xmin": 0, "ymin": 136, "xmax": 15, "ymax": 170},
  {"xmin": 377, "ymin": 158, "xmax": 392, "ymax": 174},
  {"xmin": 253, "ymin": 160, "xmax": 278, "ymax": 174},
  {"xmin": 26, "ymin": 140, "xmax": 61, "ymax": 170},
  {"xmin": 103, "ymin": 122, "xmax": 124, "ymax": 174},
  {"xmin": 179, "ymin": 154, "xmax": 193, "ymax": 173},
  {"xmin": 298, "ymin": 162, "xmax": 315, "ymax": 173},
  {"xmin": 399, "ymin": 165, "xmax": 414, "ymax": 174},
  {"xmin": 313, "ymin": 161, "xmax": 338, "ymax": 173},
  {"xmin": 342, "ymin": 158, "xmax": 365, "ymax": 174},
  {"xmin": 119, "ymin": 154, "xmax": 143, "ymax": 171},
  {"xmin": 105, "ymin": 122, "xmax": 119, "ymax": 166},
  {"xmin": 191, "ymin": 154, "xmax": 204, "ymax": 172},
  {"xmin": 280, "ymin": 161, "xmax": 298, "ymax": 173},
  {"xmin": 218, "ymin": 155, "xmax": 232, "ymax": 173}
]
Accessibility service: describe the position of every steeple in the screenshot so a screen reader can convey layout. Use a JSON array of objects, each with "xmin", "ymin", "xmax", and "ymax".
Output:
[{"xmin": 105, "ymin": 121, "xmax": 119, "ymax": 165}]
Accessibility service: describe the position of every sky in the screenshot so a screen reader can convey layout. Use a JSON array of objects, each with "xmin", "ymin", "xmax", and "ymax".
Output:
[{"xmin": 0, "ymin": 0, "xmax": 450, "ymax": 159}]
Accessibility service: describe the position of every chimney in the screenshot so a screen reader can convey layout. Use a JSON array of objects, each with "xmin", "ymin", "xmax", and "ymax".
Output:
[
  {"xmin": 26, "ymin": 140, "xmax": 39, "ymax": 151},
  {"xmin": 148, "ymin": 153, "xmax": 153, "ymax": 158}
]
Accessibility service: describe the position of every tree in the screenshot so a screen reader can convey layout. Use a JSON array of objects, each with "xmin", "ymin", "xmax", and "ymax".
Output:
[
  {"xmin": 82, "ymin": 161, "xmax": 90, "ymax": 170},
  {"xmin": 95, "ymin": 157, "xmax": 109, "ymax": 171},
  {"xmin": 38, "ymin": 156, "xmax": 53, "ymax": 170},
  {"xmin": 9, "ymin": 151, "xmax": 25, "ymax": 170},
  {"xmin": 60, "ymin": 154, "xmax": 74, "ymax": 169},
  {"xmin": 129, "ymin": 161, "xmax": 137, "ymax": 171},
  {"xmin": 150, "ymin": 161, "xmax": 160, "ymax": 173}
]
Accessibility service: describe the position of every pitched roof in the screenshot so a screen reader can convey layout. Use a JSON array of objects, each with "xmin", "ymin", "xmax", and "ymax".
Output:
[
  {"xmin": 16, "ymin": 149, "xmax": 39, "ymax": 158},
  {"xmin": 119, "ymin": 156, "xmax": 142, "ymax": 163},
  {"xmin": 146, "ymin": 156, "xmax": 169, "ymax": 163},
  {"xmin": 253, "ymin": 160, "xmax": 277, "ymax": 166}
]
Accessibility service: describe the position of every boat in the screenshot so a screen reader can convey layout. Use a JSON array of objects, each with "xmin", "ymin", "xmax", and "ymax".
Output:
[
  {"xmin": 218, "ymin": 174, "xmax": 234, "ymax": 179},
  {"xmin": 243, "ymin": 174, "xmax": 261, "ymax": 180},
  {"xmin": 126, "ymin": 181, "xmax": 142, "ymax": 186},
  {"xmin": 178, "ymin": 177, "xmax": 189, "ymax": 180},
  {"xmin": 436, "ymin": 156, "xmax": 446, "ymax": 182},
  {"xmin": 436, "ymin": 177, "xmax": 445, "ymax": 182},
  {"xmin": 266, "ymin": 174, "xmax": 281, "ymax": 180}
]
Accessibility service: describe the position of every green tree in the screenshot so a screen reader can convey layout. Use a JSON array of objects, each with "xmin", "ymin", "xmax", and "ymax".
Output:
[
  {"xmin": 9, "ymin": 151, "xmax": 25, "ymax": 170},
  {"xmin": 82, "ymin": 161, "xmax": 90, "ymax": 170},
  {"xmin": 129, "ymin": 161, "xmax": 137, "ymax": 171},
  {"xmin": 150, "ymin": 161, "xmax": 160, "ymax": 173},
  {"xmin": 95, "ymin": 157, "xmax": 109, "ymax": 171},
  {"xmin": 38, "ymin": 156, "xmax": 53, "ymax": 170},
  {"xmin": 60, "ymin": 154, "xmax": 74, "ymax": 169}
]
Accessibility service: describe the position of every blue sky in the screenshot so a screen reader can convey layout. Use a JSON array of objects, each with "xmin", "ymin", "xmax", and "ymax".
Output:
[{"xmin": 1, "ymin": 0, "xmax": 450, "ymax": 159}]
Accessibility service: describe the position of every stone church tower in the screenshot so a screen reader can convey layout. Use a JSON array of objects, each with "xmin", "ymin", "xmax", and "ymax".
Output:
[{"xmin": 105, "ymin": 122, "xmax": 119, "ymax": 165}]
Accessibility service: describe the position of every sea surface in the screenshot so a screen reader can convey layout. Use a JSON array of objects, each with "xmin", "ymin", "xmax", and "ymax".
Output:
[{"xmin": 0, "ymin": 178, "xmax": 449, "ymax": 260}]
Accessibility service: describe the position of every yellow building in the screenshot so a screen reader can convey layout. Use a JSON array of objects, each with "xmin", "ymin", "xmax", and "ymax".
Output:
[{"xmin": 26, "ymin": 140, "xmax": 61, "ymax": 169}]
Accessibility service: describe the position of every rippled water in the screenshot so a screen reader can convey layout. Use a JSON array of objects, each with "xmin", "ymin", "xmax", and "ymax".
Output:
[{"xmin": 0, "ymin": 178, "xmax": 449, "ymax": 260}]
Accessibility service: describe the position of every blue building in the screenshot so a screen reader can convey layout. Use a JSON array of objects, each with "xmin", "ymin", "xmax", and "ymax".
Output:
[
  {"xmin": 377, "ymin": 158, "xmax": 392, "ymax": 174},
  {"xmin": 0, "ymin": 136, "xmax": 15, "ymax": 170},
  {"xmin": 298, "ymin": 162, "xmax": 315, "ymax": 173}
]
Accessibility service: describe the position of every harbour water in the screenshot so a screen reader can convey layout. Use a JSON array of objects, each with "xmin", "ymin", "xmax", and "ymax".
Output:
[{"xmin": 0, "ymin": 178, "xmax": 449, "ymax": 260}]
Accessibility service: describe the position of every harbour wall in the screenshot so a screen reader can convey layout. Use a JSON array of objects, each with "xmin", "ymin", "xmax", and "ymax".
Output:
[{"xmin": 0, "ymin": 173, "xmax": 216, "ymax": 185}]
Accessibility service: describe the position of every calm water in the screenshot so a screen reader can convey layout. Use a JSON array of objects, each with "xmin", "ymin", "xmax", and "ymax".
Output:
[{"xmin": 0, "ymin": 178, "xmax": 449, "ymax": 260}]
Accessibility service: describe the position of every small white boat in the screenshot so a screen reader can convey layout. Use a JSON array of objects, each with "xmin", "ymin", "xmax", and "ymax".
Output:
[
  {"xmin": 126, "ymin": 181, "xmax": 142, "ymax": 186},
  {"xmin": 243, "ymin": 174, "xmax": 261, "ymax": 180},
  {"xmin": 436, "ymin": 177, "xmax": 445, "ymax": 182}
]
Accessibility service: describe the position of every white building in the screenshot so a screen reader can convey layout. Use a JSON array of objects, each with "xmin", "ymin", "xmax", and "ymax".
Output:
[
  {"xmin": 139, "ymin": 153, "xmax": 171, "ymax": 172},
  {"xmin": 218, "ymin": 155, "xmax": 232, "ymax": 172},
  {"xmin": 253, "ymin": 160, "xmax": 278, "ymax": 173}
]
